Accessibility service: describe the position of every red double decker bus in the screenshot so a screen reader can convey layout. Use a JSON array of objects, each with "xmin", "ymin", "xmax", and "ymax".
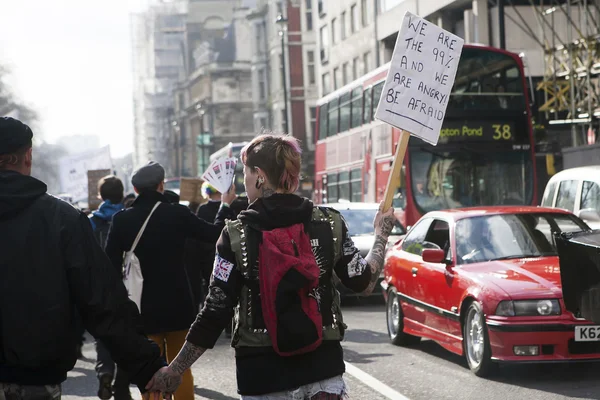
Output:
[{"xmin": 314, "ymin": 44, "xmax": 538, "ymax": 227}]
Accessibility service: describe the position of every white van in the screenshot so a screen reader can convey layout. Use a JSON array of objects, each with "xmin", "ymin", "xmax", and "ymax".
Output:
[{"xmin": 541, "ymin": 166, "xmax": 600, "ymax": 228}]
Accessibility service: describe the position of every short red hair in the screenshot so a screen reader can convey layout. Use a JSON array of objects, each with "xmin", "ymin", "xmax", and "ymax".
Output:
[{"xmin": 240, "ymin": 133, "xmax": 302, "ymax": 193}]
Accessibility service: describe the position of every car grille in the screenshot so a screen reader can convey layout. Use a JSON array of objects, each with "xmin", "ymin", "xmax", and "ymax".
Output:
[{"xmin": 568, "ymin": 339, "xmax": 600, "ymax": 354}]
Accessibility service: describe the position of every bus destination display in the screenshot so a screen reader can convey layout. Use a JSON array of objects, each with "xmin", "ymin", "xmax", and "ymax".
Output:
[{"xmin": 438, "ymin": 121, "xmax": 516, "ymax": 143}]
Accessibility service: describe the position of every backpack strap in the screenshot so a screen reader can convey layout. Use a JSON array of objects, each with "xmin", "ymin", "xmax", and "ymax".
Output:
[
  {"xmin": 312, "ymin": 206, "xmax": 343, "ymax": 265},
  {"xmin": 130, "ymin": 202, "xmax": 160, "ymax": 253}
]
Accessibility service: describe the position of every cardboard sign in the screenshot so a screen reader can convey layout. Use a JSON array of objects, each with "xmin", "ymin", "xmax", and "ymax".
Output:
[
  {"xmin": 179, "ymin": 178, "xmax": 204, "ymax": 203},
  {"xmin": 375, "ymin": 11, "xmax": 464, "ymax": 145},
  {"xmin": 87, "ymin": 169, "xmax": 112, "ymax": 211}
]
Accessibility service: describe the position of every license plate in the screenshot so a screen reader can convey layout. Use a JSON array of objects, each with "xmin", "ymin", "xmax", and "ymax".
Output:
[{"xmin": 575, "ymin": 326, "xmax": 600, "ymax": 341}]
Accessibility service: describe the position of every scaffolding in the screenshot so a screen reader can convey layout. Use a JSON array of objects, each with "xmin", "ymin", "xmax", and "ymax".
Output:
[{"xmin": 505, "ymin": 0, "xmax": 600, "ymax": 145}]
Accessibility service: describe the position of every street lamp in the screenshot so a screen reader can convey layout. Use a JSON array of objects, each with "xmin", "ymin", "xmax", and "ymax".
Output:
[{"xmin": 276, "ymin": 13, "xmax": 289, "ymax": 134}]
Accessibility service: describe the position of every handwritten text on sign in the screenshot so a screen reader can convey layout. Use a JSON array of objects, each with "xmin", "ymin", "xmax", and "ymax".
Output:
[{"xmin": 374, "ymin": 12, "xmax": 464, "ymax": 145}]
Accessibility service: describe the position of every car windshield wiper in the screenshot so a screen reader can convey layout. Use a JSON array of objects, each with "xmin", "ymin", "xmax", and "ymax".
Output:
[{"xmin": 491, "ymin": 254, "xmax": 542, "ymax": 261}]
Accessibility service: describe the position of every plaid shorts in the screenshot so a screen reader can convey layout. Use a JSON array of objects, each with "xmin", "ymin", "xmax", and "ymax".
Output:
[
  {"xmin": 0, "ymin": 383, "xmax": 61, "ymax": 400},
  {"xmin": 241, "ymin": 375, "xmax": 347, "ymax": 400}
]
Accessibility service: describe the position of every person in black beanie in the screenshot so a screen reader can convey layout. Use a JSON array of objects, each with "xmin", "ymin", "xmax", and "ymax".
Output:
[{"xmin": 0, "ymin": 117, "xmax": 166, "ymax": 400}]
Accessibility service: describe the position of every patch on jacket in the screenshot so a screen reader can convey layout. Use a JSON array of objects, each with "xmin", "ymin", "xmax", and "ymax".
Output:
[{"xmin": 213, "ymin": 255, "xmax": 234, "ymax": 282}]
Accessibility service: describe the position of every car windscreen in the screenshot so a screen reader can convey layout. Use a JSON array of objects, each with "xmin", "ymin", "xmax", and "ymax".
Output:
[
  {"xmin": 455, "ymin": 213, "xmax": 588, "ymax": 265},
  {"xmin": 338, "ymin": 209, "xmax": 405, "ymax": 236}
]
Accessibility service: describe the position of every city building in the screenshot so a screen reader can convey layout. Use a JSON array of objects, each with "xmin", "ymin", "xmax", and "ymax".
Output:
[
  {"xmin": 171, "ymin": 0, "xmax": 254, "ymax": 177},
  {"xmin": 131, "ymin": 0, "xmax": 188, "ymax": 175},
  {"xmin": 246, "ymin": 0, "xmax": 320, "ymax": 195}
]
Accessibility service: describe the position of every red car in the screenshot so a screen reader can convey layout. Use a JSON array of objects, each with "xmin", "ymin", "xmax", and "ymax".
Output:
[{"xmin": 382, "ymin": 206, "xmax": 594, "ymax": 377}]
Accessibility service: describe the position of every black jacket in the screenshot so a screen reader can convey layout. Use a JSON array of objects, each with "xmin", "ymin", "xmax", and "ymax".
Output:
[
  {"xmin": 105, "ymin": 190, "xmax": 234, "ymax": 334},
  {"xmin": 186, "ymin": 194, "xmax": 373, "ymax": 395},
  {"xmin": 195, "ymin": 200, "xmax": 222, "ymax": 283},
  {"xmin": 0, "ymin": 171, "xmax": 165, "ymax": 389}
]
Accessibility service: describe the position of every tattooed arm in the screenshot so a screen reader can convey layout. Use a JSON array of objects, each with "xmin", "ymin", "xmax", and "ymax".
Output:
[
  {"xmin": 147, "ymin": 227, "xmax": 242, "ymax": 394},
  {"xmin": 145, "ymin": 343, "xmax": 207, "ymax": 393},
  {"xmin": 362, "ymin": 205, "xmax": 395, "ymax": 296},
  {"xmin": 333, "ymin": 203, "xmax": 397, "ymax": 296}
]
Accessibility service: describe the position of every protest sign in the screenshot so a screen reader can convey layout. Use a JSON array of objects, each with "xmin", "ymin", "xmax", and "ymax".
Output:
[
  {"xmin": 59, "ymin": 146, "xmax": 113, "ymax": 203},
  {"xmin": 180, "ymin": 177, "xmax": 204, "ymax": 203},
  {"xmin": 374, "ymin": 11, "xmax": 464, "ymax": 210}
]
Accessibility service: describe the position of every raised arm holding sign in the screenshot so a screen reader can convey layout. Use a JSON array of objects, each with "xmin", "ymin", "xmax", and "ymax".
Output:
[{"xmin": 374, "ymin": 12, "xmax": 464, "ymax": 211}]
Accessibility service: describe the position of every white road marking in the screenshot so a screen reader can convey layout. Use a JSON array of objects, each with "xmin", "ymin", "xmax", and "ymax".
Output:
[{"xmin": 345, "ymin": 361, "xmax": 411, "ymax": 400}]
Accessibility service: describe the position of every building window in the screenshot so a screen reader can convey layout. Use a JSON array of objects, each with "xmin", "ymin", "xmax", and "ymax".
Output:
[
  {"xmin": 341, "ymin": 11, "xmax": 347, "ymax": 40},
  {"xmin": 307, "ymin": 51, "xmax": 316, "ymax": 85},
  {"xmin": 361, "ymin": 0, "xmax": 368, "ymax": 27},
  {"xmin": 327, "ymin": 173, "xmax": 339, "ymax": 203},
  {"xmin": 342, "ymin": 62, "xmax": 350, "ymax": 85},
  {"xmin": 258, "ymin": 68, "xmax": 266, "ymax": 100},
  {"xmin": 351, "ymin": 168, "xmax": 362, "ymax": 202},
  {"xmin": 331, "ymin": 18, "xmax": 337, "ymax": 44},
  {"xmin": 318, "ymin": 0, "xmax": 325, "ymax": 17},
  {"xmin": 306, "ymin": 0, "xmax": 313, "ymax": 31},
  {"xmin": 338, "ymin": 171, "xmax": 350, "ymax": 201},
  {"xmin": 310, "ymin": 107, "xmax": 317, "ymax": 141},
  {"xmin": 333, "ymin": 67, "xmax": 340, "ymax": 90},
  {"xmin": 352, "ymin": 57, "xmax": 359, "ymax": 80},
  {"xmin": 259, "ymin": 117, "xmax": 267, "ymax": 129},
  {"xmin": 363, "ymin": 51, "xmax": 370, "ymax": 74},
  {"xmin": 277, "ymin": 1, "xmax": 283, "ymax": 16},
  {"xmin": 350, "ymin": 4, "xmax": 358, "ymax": 33},
  {"xmin": 320, "ymin": 25, "xmax": 329, "ymax": 50},
  {"xmin": 322, "ymin": 72, "xmax": 331, "ymax": 95}
]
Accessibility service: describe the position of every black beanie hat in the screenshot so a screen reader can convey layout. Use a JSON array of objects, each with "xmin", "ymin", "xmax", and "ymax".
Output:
[{"xmin": 0, "ymin": 117, "xmax": 33, "ymax": 155}]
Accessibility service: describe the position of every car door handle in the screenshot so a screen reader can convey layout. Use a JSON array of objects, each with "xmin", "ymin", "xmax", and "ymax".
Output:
[{"xmin": 411, "ymin": 267, "xmax": 418, "ymax": 276}]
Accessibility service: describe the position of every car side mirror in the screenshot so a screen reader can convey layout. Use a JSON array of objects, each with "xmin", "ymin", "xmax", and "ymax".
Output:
[
  {"xmin": 422, "ymin": 248, "xmax": 446, "ymax": 264},
  {"xmin": 577, "ymin": 208, "xmax": 600, "ymax": 222}
]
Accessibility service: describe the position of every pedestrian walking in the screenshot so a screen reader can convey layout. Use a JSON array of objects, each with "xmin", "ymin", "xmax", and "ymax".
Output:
[
  {"xmin": 89, "ymin": 175, "xmax": 132, "ymax": 400},
  {"xmin": 193, "ymin": 182, "xmax": 222, "ymax": 306},
  {"xmin": 146, "ymin": 134, "xmax": 396, "ymax": 399},
  {"xmin": 104, "ymin": 161, "xmax": 236, "ymax": 400},
  {"xmin": 0, "ymin": 117, "xmax": 166, "ymax": 400}
]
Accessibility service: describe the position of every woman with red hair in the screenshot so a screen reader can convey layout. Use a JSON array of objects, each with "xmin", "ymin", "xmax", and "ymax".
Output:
[{"xmin": 148, "ymin": 134, "xmax": 397, "ymax": 399}]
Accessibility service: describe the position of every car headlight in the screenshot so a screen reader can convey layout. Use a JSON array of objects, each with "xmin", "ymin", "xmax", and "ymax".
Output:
[{"xmin": 495, "ymin": 300, "xmax": 561, "ymax": 316}]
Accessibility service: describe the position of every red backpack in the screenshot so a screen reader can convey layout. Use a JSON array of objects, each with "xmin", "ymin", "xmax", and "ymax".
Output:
[{"xmin": 258, "ymin": 222, "xmax": 323, "ymax": 356}]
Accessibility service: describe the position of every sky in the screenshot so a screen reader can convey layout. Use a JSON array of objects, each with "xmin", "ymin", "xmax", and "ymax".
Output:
[{"xmin": 0, "ymin": 0, "xmax": 148, "ymax": 158}]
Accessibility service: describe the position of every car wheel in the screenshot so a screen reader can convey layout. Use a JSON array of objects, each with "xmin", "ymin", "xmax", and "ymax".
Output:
[
  {"xmin": 463, "ymin": 301, "xmax": 496, "ymax": 377},
  {"xmin": 386, "ymin": 287, "xmax": 421, "ymax": 346}
]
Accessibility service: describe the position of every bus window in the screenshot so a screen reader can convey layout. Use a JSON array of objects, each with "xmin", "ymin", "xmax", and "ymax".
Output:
[
  {"xmin": 363, "ymin": 87, "xmax": 372, "ymax": 124},
  {"xmin": 318, "ymin": 103, "xmax": 328, "ymax": 140},
  {"xmin": 328, "ymin": 98, "xmax": 340, "ymax": 137},
  {"xmin": 339, "ymin": 92, "xmax": 351, "ymax": 133},
  {"xmin": 449, "ymin": 48, "xmax": 525, "ymax": 111},
  {"xmin": 327, "ymin": 173, "xmax": 339, "ymax": 203},
  {"xmin": 350, "ymin": 168, "xmax": 362, "ymax": 202},
  {"xmin": 371, "ymin": 81, "xmax": 384, "ymax": 120}
]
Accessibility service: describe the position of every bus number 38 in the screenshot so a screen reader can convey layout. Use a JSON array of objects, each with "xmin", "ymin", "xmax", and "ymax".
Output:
[{"xmin": 492, "ymin": 124, "xmax": 512, "ymax": 140}]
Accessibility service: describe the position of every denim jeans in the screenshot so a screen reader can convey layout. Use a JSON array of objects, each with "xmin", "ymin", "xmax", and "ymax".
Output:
[
  {"xmin": 0, "ymin": 383, "xmax": 61, "ymax": 400},
  {"xmin": 240, "ymin": 375, "xmax": 347, "ymax": 400}
]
